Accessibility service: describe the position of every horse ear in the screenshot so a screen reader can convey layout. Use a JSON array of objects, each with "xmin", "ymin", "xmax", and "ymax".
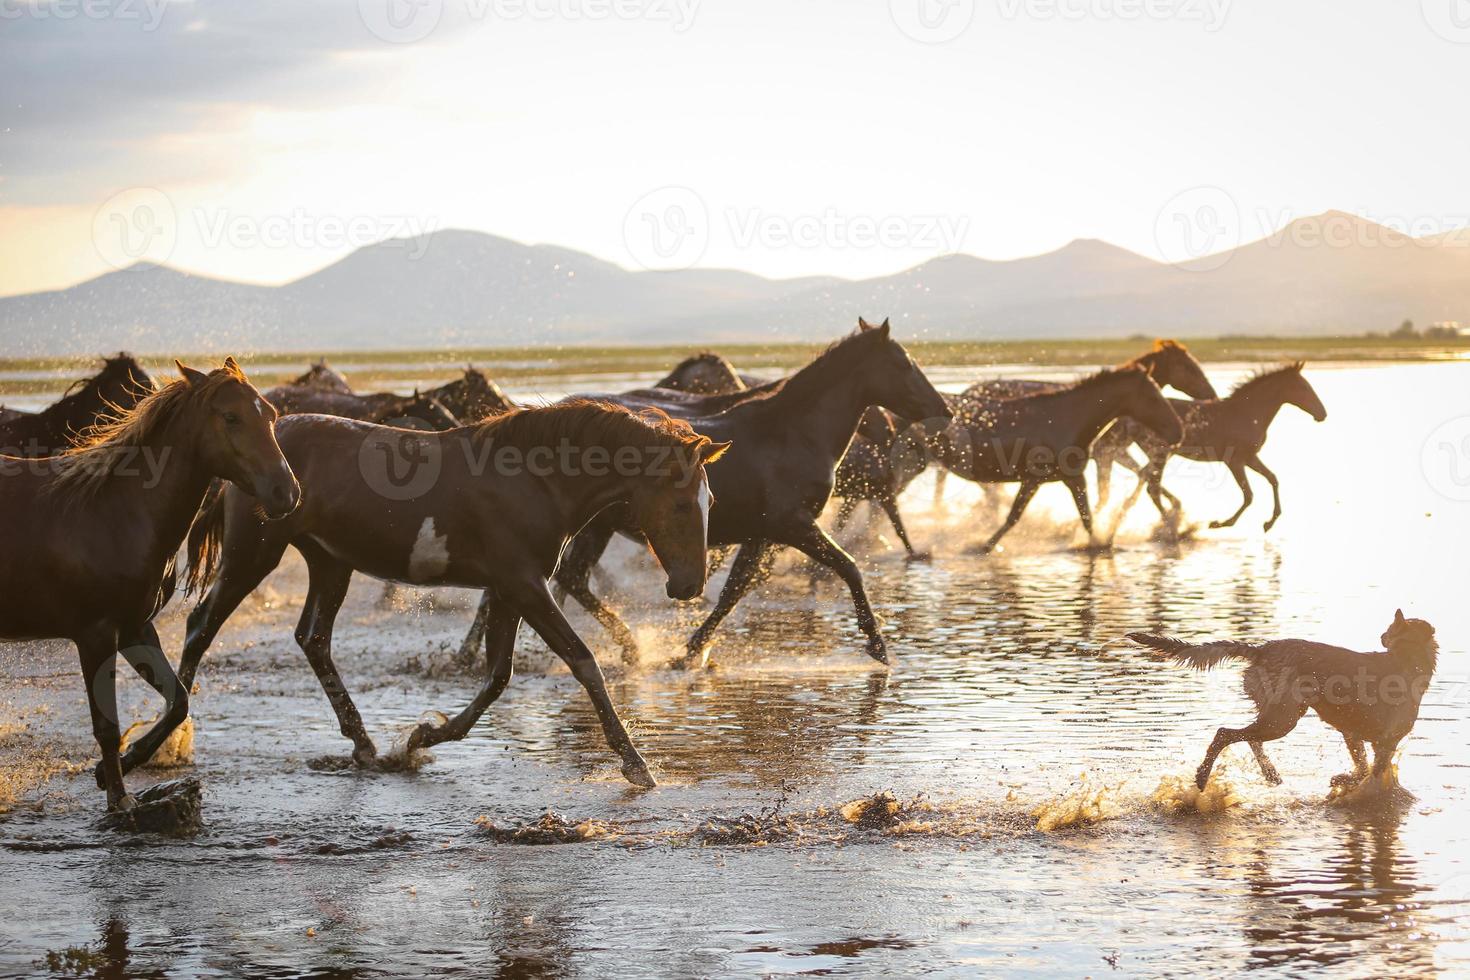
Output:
[
  {"xmin": 700, "ymin": 440, "xmax": 732, "ymax": 464},
  {"xmin": 175, "ymin": 360, "xmax": 208, "ymax": 387},
  {"xmin": 1395, "ymin": 608, "xmax": 1406, "ymax": 624},
  {"xmin": 223, "ymin": 356, "xmax": 244, "ymax": 378},
  {"xmin": 858, "ymin": 317, "xmax": 873, "ymax": 331}
]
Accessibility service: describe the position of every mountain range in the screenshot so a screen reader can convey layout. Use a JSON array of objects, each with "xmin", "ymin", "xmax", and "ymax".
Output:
[{"xmin": 3, "ymin": 211, "xmax": 1467, "ymax": 354}]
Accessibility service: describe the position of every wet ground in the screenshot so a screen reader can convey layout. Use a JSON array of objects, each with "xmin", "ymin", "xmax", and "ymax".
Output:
[{"xmin": 3, "ymin": 361, "xmax": 1470, "ymax": 977}]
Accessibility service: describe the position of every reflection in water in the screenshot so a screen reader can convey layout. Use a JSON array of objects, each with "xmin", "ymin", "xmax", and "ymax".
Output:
[{"xmin": 2, "ymin": 363, "xmax": 1469, "ymax": 976}]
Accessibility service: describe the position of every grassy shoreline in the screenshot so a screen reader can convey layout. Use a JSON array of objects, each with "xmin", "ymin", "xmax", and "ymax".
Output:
[{"xmin": 1, "ymin": 335, "xmax": 1466, "ymax": 396}]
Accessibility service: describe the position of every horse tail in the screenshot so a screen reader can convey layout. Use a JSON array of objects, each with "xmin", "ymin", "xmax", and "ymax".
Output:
[
  {"xmin": 1126, "ymin": 632, "xmax": 1257, "ymax": 671},
  {"xmin": 185, "ymin": 479, "xmax": 227, "ymax": 597}
]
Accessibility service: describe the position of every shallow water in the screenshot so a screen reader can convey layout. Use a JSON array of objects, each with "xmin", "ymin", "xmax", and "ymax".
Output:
[{"xmin": 3, "ymin": 361, "xmax": 1470, "ymax": 977}]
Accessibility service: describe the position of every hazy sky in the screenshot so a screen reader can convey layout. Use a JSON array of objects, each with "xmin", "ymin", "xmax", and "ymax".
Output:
[{"xmin": 3, "ymin": 0, "xmax": 1469, "ymax": 296}]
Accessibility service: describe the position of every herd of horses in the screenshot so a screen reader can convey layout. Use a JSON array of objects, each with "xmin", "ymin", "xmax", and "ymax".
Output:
[{"xmin": 0, "ymin": 321, "xmax": 1328, "ymax": 811}]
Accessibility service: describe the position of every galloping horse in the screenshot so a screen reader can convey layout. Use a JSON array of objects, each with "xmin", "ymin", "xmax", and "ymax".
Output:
[
  {"xmin": 0, "ymin": 360, "xmax": 299, "ymax": 810},
  {"xmin": 0, "ymin": 353, "xmax": 154, "ymax": 456},
  {"xmin": 935, "ymin": 340, "xmax": 1216, "ymax": 506},
  {"xmin": 922, "ymin": 366, "xmax": 1182, "ymax": 554},
  {"xmin": 541, "ymin": 321, "xmax": 951, "ymax": 668},
  {"xmin": 181, "ymin": 402, "xmax": 729, "ymax": 788},
  {"xmin": 1124, "ymin": 363, "xmax": 1327, "ymax": 531}
]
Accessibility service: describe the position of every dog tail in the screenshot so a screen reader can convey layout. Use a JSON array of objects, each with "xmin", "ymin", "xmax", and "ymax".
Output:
[{"xmin": 1125, "ymin": 631, "xmax": 1257, "ymax": 671}]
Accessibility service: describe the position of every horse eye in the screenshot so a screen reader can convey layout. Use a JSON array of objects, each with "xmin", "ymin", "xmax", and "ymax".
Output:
[{"xmin": 222, "ymin": 412, "xmax": 241, "ymax": 425}]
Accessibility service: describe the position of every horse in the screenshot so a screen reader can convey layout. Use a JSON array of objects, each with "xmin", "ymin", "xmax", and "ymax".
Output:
[
  {"xmin": 0, "ymin": 353, "xmax": 155, "ymax": 456},
  {"xmin": 934, "ymin": 340, "xmax": 1217, "ymax": 507},
  {"xmin": 655, "ymin": 352, "xmax": 748, "ymax": 394},
  {"xmin": 530, "ymin": 320, "xmax": 951, "ymax": 669},
  {"xmin": 261, "ymin": 383, "xmax": 459, "ymax": 431},
  {"xmin": 0, "ymin": 406, "xmax": 27, "ymax": 424},
  {"xmin": 0, "ymin": 359, "xmax": 299, "ymax": 811},
  {"xmin": 1121, "ymin": 363, "xmax": 1327, "ymax": 532},
  {"xmin": 289, "ymin": 359, "xmax": 354, "ymax": 394},
  {"xmin": 179, "ymin": 402, "xmax": 729, "ymax": 788},
  {"xmin": 423, "ymin": 367, "xmax": 518, "ymax": 422},
  {"xmin": 920, "ymin": 366, "xmax": 1182, "ymax": 554}
]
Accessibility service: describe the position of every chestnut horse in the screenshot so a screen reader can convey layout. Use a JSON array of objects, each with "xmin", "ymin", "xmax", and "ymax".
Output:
[
  {"xmin": 921, "ymin": 366, "xmax": 1182, "ymax": 553},
  {"xmin": 0, "ymin": 360, "xmax": 299, "ymax": 810},
  {"xmin": 0, "ymin": 353, "xmax": 154, "ymax": 456},
  {"xmin": 181, "ymin": 402, "xmax": 728, "ymax": 787},
  {"xmin": 1122, "ymin": 363, "xmax": 1327, "ymax": 531}
]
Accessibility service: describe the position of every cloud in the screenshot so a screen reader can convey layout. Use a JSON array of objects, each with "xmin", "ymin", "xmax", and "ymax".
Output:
[{"xmin": 0, "ymin": 0, "xmax": 468, "ymax": 203}]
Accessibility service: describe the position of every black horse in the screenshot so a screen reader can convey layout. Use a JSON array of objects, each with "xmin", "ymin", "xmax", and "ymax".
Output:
[
  {"xmin": 0, "ymin": 353, "xmax": 154, "ymax": 455},
  {"xmin": 544, "ymin": 320, "xmax": 950, "ymax": 668}
]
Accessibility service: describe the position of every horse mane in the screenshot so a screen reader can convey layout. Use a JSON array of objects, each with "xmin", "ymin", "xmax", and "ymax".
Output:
[
  {"xmin": 744, "ymin": 327, "xmax": 885, "ymax": 409},
  {"xmin": 49, "ymin": 364, "xmax": 243, "ymax": 497},
  {"xmin": 472, "ymin": 398, "xmax": 713, "ymax": 455},
  {"xmin": 1228, "ymin": 362, "xmax": 1304, "ymax": 399},
  {"xmin": 1151, "ymin": 338, "xmax": 1187, "ymax": 353},
  {"xmin": 46, "ymin": 354, "xmax": 150, "ymax": 416}
]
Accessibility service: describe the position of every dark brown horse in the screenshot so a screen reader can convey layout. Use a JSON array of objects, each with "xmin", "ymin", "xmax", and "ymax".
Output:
[
  {"xmin": 921, "ymin": 366, "xmax": 1182, "ymax": 553},
  {"xmin": 655, "ymin": 352, "xmax": 748, "ymax": 394},
  {"xmin": 289, "ymin": 359, "xmax": 354, "ymax": 393},
  {"xmin": 181, "ymin": 402, "xmax": 728, "ymax": 787},
  {"xmin": 1121, "ymin": 363, "xmax": 1327, "ymax": 531},
  {"xmin": 0, "ymin": 360, "xmax": 299, "ymax": 810},
  {"xmin": 935, "ymin": 340, "xmax": 1217, "ymax": 506},
  {"xmin": 261, "ymin": 383, "xmax": 459, "ymax": 431},
  {"xmin": 539, "ymin": 321, "xmax": 951, "ymax": 669},
  {"xmin": 423, "ymin": 367, "xmax": 518, "ymax": 422},
  {"xmin": 0, "ymin": 354, "xmax": 155, "ymax": 456}
]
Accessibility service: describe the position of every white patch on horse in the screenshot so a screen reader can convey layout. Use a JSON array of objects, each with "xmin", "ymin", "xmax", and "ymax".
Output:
[
  {"xmin": 407, "ymin": 517, "xmax": 450, "ymax": 583},
  {"xmin": 696, "ymin": 476, "xmax": 711, "ymax": 531}
]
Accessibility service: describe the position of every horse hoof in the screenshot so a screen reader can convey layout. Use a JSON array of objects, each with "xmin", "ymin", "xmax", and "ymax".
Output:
[
  {"xmin": 622, "ymin": 761, "xmax": 657, "ymax": 788},
  {"xmin": 865, "ymin": 637, "xmax": 890, "ymax": 666},
  {"xmin": 1264, "ymin": 772, "xmax": 1283, "ymax": 787},
  {"xmin": 111, "ymin": 794, "xmax": 138, "ymax": 813},
  {"xmin": 352, "ymin": 746, "xmax": 379, "ymax": 769},
  {"xmin": 1208, "ymin": 521, "xmax": 1225, "ymax": 530},
  {"xmin": 906, "ymin": 551, "xmax": 933, "ymax": 563}
]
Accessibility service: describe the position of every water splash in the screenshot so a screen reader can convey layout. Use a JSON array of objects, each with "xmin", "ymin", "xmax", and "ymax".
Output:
[
  {"xmin": 1032, "ymin": 774, "xmax": 1124, "ymax": 831},
  {"xmin": 1151, "ymin": 770, "xmax": 1242, "ymax": 815},
  {"xmin": 119, "ymin": 716, "xmax": 194, "ymax": 768}
]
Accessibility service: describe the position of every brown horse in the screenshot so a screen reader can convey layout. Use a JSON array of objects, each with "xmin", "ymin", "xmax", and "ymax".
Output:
[
  {"xmin": 0, "ymin": 353, "xmax": 155, "ymax": 456},
  {"xmin": 289, "ymin": 359, "xmax": 354, "ymax": 393},
  {"xmin": 1122, "ymin": 363, "xmax": 1327, "ymax": 531},
  {"xmin": 655, "ymin": 352, "xmax": 748, "ymax": 394},
  {"xmin": 921, "ymin": 366, "xmax": 1182, "ymax": 553},
  {"xmin": 181, "ymin": 402, "xmax": 729, "ymax": 787},
  {"xmin": 423, "ymin": 367, "xmax": 518, "ymax": 422},
  {"xmin": 261, "ymin": 383, "xmax": 459, "ymax": 430},
  {"xmin": 0, "ymin": 360, "xmax": 299, "ymax": 810},
  {"xmin": 935, "ymin": 340, "xmax": 1217, "ymax": 506}
]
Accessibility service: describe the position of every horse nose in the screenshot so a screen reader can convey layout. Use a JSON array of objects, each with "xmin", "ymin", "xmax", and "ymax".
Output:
[
  {"xmin": 667, "ymin": 580, "xmax": 701, "ymax": 601},
  {"xmin": 268, "ymin": 474, "xmax": 301, "ymax": 518}
]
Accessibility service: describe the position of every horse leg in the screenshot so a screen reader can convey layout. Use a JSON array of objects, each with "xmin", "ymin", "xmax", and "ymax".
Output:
[
  {"xmin": 455, "ymin": 592, "xmax": 493, "ymax": 668},
  {"xmin": 1209, "ymin": 460, "xmax": 1253, "ymax": 529},
  {"xmin": 512, "ymin": 581, "xmax": 655, "ymax": 787},
  {"xmin": 1247, "ymin": 741, "xmax": 1283, "ymax": 786},
  {"xmin": 1246, "ymin": 455, "xmax": 1282, "ymax": 532},
  {"xmin": 408, "ymin": 600, "xmax": 520, "ymax": 752},
  {"xmin": 706, "ymin": 543, "xmax": 735, "ymax": 580},
  {"xmin": 178, "ymin": 536, "xmax": 289, "ymax": 691},
  {"xmin": 1094, "ymin": 453, "xmax": 1114, "ymax": 513},
  {"xmin": 879, "ymin": 495, "xmax": 926, "ymax": 560},
  {"xmin": 550, "ymin": 522, "xmax": 640, "ymax": 662},
  {"xmin": 292, "ymin": 544, "xmax": 376, "ymax": 766},
  {"xmin": 78, "ymin": 627, "xmax": 130, "ymax": 809},
  {"xmin": 1062, "ymin": 475, "xmax": 1095, "ymax": 547},
  {"xmin": 975, "ymin": 480, "xmax": 1039, "ymax": 555},
  {"xmin": 682, "ymin": 540, "xmax": 771, "ymax": 669},
  {"xmin": 830, "ymin": 496, "xmax": 859, "ymax": 535},
  {"xmin": 1370, "ymin": 737, "xmax": 1401, "ymax": 781},
  {"xmin": 115, "ymin": 622, "xmax": 190, "ymax": 777},
  {"xmin": 1196, "ymin": 706, "xmax": 1304, "ymax": 790},
  {"xmin": 932, "ymin": 467, "xmax": 948, "ymax": 507},
  {"xmin": 783, "ymin": 524, "xmax": 889, "ymax": 666}
]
